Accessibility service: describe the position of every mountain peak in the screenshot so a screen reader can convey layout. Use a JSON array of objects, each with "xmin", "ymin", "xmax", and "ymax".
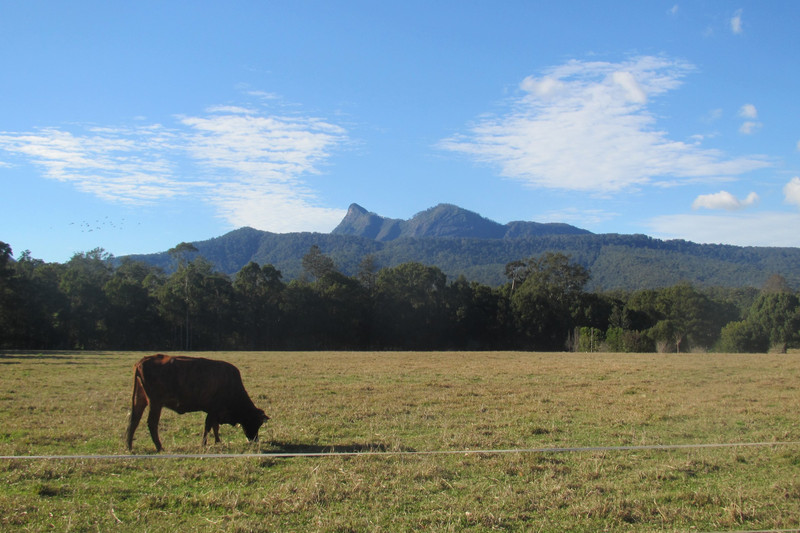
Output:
[
  {"xmin": 332, "ymin": 203, "xmax": 402, "ymax": 241},
  {"xmin": 332, "ymin": 203, "xmax": 591, "ymax": 241},
  {"xmin": 346, "ymin": 203, "xmax": 368, "ymax": 216}
]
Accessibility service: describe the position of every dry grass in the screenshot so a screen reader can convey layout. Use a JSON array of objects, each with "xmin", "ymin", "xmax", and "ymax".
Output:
[{"xmin": 1, "ymin": 350, "xmax": 799, "ymax": 531}]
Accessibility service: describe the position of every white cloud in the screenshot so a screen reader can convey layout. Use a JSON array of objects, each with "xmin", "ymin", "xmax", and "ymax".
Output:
[
  {"xmin": 703, "ymin": 108, "xmax": 723, "ymax": 123},
  {"xmin": 731, "ymin": 9, "xmax": 743, "ymax": 34},
  {"xmin": 783, "ymin": 177, "xmax": 800, "ymax": 207},
  {"xmin": 542, "ymin": 207, "xmax": 619, "ymax": 227},
  {"xmin": 692, "ymin": 190, "xmax": 758, "ymax": 210},
  {"xmin": 737, "ymin": 104, "xmax": 761, "ymax": 134},
  {"xmin": 0, "ymin": 103, "xmax": 348, "ymax": 232},
  {"xmin": 649, "ymin": 212, "xmax": 800, "ymax": 247},
  {"xmin": 739, "ymin": 121, "xmax": 761, "ymax": 135},
  {"xmin": 739, "ymin": 104, "xmax": 758, "ymax": 119},
  {"xmin": 668, "ymin": 5, "xmax": 679, "ymax": 16},
  {"xmin": 181, "ymin": 111, "xmax": 345, "ymax": 180},
  {"xmin": 611, "ymin": 71, "xmax": 648, "ymax": 104},
  {"xmin": 651, "ymin": 178, "xmax": 800, "ymax": 247},
  {"xmin": 180, "ymin": 108, "xmax": 348, "ymax": 230},
  {"xmin": 0, "ymin": 126, "xmax": 186, "ymax": 203},
  {"xmin": 440, "ymin": 56, "xmax": 771, "ymax": 193}
]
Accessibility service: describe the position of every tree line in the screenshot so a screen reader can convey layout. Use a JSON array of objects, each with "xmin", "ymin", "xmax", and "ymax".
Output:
[{"xmin": 1, "ymin": 240, "xmax": 798, "ymax": 353}]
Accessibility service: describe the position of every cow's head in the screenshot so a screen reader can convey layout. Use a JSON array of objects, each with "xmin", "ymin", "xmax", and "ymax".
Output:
[{"xmin": 243, "ymin": 408, "xmax": 270, "ymax": 442}]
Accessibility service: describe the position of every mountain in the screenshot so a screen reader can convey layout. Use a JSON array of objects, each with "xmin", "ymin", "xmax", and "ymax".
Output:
[
  {"xmin": 332, "ymin": 203, "xmax": 591, "ymax": 240},
  {"xmin": 124, "ymin": 204, "xmax": 800, "ymax": 291}
]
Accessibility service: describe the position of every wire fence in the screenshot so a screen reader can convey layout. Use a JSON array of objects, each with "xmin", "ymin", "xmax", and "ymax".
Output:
[{"xmin": 2, "ymin": 440, "xmax": 798, "ymax": 461}]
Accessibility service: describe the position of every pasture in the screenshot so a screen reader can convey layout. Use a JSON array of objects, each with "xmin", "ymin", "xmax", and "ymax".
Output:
[{"xmin": 0, "ymin": 350, "xmax": 799, "ymax": 531}]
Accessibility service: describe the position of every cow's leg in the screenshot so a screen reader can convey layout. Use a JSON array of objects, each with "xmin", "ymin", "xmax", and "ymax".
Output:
[
  {"xmin": 125, "ymin": 375, "xmax": 148, "ymax": 450},
  {"xmin": 146, "ymin": 404, "xmax": 164, "ymax": 452},
  {"xmin": 203, "ymin": 414, "xmax": 217, "ymax": 446}
]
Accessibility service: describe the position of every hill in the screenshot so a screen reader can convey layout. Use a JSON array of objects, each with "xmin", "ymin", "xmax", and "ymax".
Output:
[
  {"xmin": 332, "ymin": 203, "xmax": 591, "ymax": 240},
  {"xmin": 124, "ymin": 204, "xmax": 800, "ymax": 290}
]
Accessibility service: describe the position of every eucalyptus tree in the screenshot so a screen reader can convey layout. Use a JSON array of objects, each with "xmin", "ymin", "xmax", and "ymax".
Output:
[
  {"xmin": 631, "ymin": 283, "xmax": 735, "ymax": 352},
  {"xmin": 0, "ymin": 242, "xmax": 20, "ymax": 347},
  {"xmin": 233, "ymin": 262, "xmax": 285, "ymax": 349},
  {"xmin": 12, "ymin": 250, "xmax": 68, "ymax": 348},
  {"xmin": 163, "ymin": 242, "xmax": 199, "ymax": 349},
  {"xmin": 301, "ymin": 244, "xmax": 336, "ymax": 281},
  {"xmin": 374, "ymin": 262, "xmax": 450, "ymax": 349},
  {"xmin": 59, "ymin": 248, "xmax": 114, "ymax": 349},
  {"xmin": 448, "ymin": 275, "xmax": 505, "ymax": 349},
  {"xmin": 509, "ymin": 252, "xmax": 590, "ymax": 350},
  {"xmin": 158, "ymin": 247, "xmax": 236, "ymax": 350},
  {"xmin": 104, "ymin": 259, "xmax": 165, "ymax": 349}
]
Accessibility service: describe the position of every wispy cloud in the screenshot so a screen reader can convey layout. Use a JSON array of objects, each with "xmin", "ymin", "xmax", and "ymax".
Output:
[
  {"xmin": 0, "ymin": 103, "xmax": 348, "ymax": 232},
  {"xmin": 730, "ymin": 9, "xmax": 744, "ymax": 35},
  {"xmin": 692, "ymin": 190, "xmax": 758, "ymax": 210},
  {"xmin": 649, "ymin": 212, "xmax": 800, "ymax": 247},
  {"xmin": 541, "ymin": 207, "xmax": 619, "ymax": 227},
  {"xmin": 440, "ymin": 56, "xmax": 771, "ymax": 193},
  {"xmin": 0, "ymin": 126, "xmax": 187, "ymax": 202},
  {"xmin": 739, "ymin": 121, "xmax": 761, "ymax": 135}
]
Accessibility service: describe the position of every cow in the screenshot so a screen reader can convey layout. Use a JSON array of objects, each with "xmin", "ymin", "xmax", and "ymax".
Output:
[{"xmin": 125, "ymin": 354, "xmax": 269, "ymax": 452}]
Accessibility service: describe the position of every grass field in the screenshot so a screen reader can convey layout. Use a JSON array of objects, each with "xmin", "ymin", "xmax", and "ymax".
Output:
[{"xmin": 1, "ymin": 350, "xmax": 799, "ymax": 531}]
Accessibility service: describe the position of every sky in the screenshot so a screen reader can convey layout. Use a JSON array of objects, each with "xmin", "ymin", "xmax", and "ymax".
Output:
[{"xmin": 2, "ymin": 1, "xmax": 800, "ymax": 263}]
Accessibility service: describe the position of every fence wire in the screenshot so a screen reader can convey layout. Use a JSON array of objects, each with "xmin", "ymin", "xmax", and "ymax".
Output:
[{"xmin": 1, "ymin": 440, "xmax": 798, "ymax": 461}]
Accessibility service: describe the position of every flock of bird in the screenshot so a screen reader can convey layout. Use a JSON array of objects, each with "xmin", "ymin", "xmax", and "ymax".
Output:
[{"xmin": 68, "ymin": 216, "xmax": 139, "ymax": 233}]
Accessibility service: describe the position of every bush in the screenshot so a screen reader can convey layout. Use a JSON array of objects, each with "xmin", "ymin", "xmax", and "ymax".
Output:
[
  {"xmin": 717, "ymin": 320, "xmax": 769, "ymax": 353},
  {"xmin": 605, "ymin": 327, "xmax": 653, "ymax": 353}
]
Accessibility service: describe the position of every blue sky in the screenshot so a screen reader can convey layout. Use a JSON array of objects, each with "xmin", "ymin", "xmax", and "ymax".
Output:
[{"xmin": 2, "ymin": 1, "xmax": 800, "ymax": 263}]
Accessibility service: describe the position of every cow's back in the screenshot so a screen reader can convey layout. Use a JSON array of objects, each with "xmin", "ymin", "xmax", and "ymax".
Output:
[{"xmin": 135, "ymin": 354, "xmax": 246, "ymax": 414}]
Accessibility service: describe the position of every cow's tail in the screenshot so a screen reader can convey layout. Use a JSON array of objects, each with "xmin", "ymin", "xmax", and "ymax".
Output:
[{"xmin": 125, "ymin": 364, "xmax": 149, "ymax": 450}]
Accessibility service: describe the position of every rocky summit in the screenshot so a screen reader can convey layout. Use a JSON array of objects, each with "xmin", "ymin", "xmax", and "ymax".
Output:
[{"xmin": 332, "ymin": 203, "xmax": 591, "ymax": 241}]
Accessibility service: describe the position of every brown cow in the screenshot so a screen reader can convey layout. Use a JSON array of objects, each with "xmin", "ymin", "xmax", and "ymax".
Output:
[{"xmin": 125, "ymin": 354, "xmax": 269, "ymax": 452}]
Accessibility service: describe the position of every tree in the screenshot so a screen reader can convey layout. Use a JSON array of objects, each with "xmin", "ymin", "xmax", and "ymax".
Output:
[
  {"xmin": 192, "ymin": 267, "xmax": 236, "ymax": 349},
  {"xmin": 59, "ymin": 248, "xmax": 113, "ymax": 348},
  {"xmin": 168, "ymin": 242, "xmax": 199, "ymax": 268},
  {"xmin": 104, "ymin": 259, "xmax": 165, "ymax": 349},
  {"xmin": 504, "ymin": 260, "xmax": 527, "ymax": 294},
  {"xmin": 357, "ymin": 254, "xmax": 378, "ymax": 297},
  {"xmin": 302, "ymin": 245, "xmax": 336, "ymax": 281},
  {"xmin": 747, "ymin": 292, "xmax": 800, "ymax": 352},
  {"xmin": 509, "ymin": 253, "xmax": 590, "ymax": 350},
  {"xmin": 166, "ymin": 242, "xmax": 200, "ymax": 349},
  {"xmin": 0, "ymin": 242, "xmax": 21, "ymax": 347},
  {"xmin": 627, "ymin": 284, "xmax": 735, "ymax": 352},
  {"xmin": 718, "ymin": 320, "xmax": 769, "ymax": 353},
  {"xmin": 448, "ymin": 276, "xmax": 504, "ymax": 349},
  {"xmin": 762, "ymin": 273, "xmax": 792, "ymax": 294},
  {"xmin": 233, "ymin": 262, "xmax": 284, "ymax": 349},
  {"xmin": 13, "ymin": 251, "xmax": 68, "ymax": 348},
  {"xmin": 374, "ymin": 263, "xmax": 450, "ymax": 349},
  {"xmin": 316, "ymin": 271, "xmax": 370, "ymax": 349}
]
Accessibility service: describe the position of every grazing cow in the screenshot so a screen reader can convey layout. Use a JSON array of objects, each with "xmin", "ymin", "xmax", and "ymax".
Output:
[{"xmin": 125, "ymin": 354, "xmax": 269, "ymax": 452}]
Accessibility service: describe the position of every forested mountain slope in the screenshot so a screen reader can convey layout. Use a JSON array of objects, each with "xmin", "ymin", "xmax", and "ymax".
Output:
[{"xmin": 124, "ymin": 203, "xmax": 800, "ymax": 290}]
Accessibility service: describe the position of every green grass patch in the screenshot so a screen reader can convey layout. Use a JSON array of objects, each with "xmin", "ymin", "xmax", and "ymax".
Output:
[{"xmin": 1, "ymin": 350, "xmax": 799, "ymax": 531}]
